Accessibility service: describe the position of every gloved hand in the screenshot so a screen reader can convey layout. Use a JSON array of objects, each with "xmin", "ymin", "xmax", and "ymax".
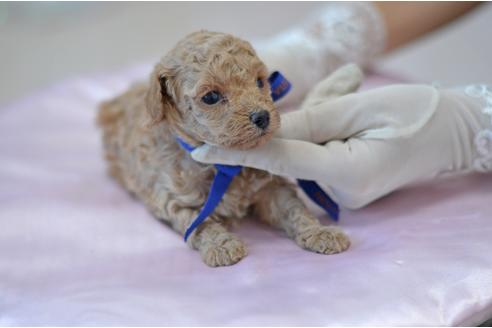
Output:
[
  {"xmin": 253, "ymin": 2, "xmax": 385, "ymax": 107},
  {"xmin": 192, "ymin": 64, "xmax": 492, "ymax": 209}
]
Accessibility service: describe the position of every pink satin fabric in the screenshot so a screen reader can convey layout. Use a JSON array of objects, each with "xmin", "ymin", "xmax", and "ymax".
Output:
[{"xmin": 1, "ymin": 65, "xmax": 491, "ymax": 326}]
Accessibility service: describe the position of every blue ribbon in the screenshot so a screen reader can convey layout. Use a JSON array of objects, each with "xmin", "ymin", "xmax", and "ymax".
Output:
[
  {"xmin": 268, "ymin": 71, "xmax": 292, "ymax": 102},
  {"xmin": 179, "ymin": 71, "xmax": 339, "ymax": 242},
  {"xmin": 176, "ymin": 138, "xmax": 242, "ymax": 242}
]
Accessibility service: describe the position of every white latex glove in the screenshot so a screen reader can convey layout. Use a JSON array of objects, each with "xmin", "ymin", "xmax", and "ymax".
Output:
[
  {"xmin": 253, "ymin": 2, "xmax": 385, "ymax": 107},
  {"xmin": 192, "ymin": 65, "xmax": 492, "ymax": 209}
]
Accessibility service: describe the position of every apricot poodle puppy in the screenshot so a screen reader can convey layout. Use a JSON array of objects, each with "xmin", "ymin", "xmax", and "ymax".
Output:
[{"xmin": 98, "ymin": 30, "xmax": 349, "ymax": 267}]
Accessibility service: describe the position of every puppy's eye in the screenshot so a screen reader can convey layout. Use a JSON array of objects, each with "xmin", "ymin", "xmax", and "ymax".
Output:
[
  {"xmin": 201, "ymin": 91, "xmax": 222, "ymax": 105},
  {"xmin": 256, "ymin": 78, "xmax": 264, "ymax": 89}
]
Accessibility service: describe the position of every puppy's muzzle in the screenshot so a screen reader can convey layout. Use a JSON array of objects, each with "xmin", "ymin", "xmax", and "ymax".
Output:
[{"xmin": 249, "ymin": 110, "xmax": 270, "ymax": 130}]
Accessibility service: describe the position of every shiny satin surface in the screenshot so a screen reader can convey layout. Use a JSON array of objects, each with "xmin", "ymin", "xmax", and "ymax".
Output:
[{"xmin": 1, "ymin": 65, "xmax": 491, "ymax": 326}]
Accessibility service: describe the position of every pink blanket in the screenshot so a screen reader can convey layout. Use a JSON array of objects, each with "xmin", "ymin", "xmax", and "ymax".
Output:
[{"xmin": 1, "ymin": 64, "xmax": 491, "ymax": 326}]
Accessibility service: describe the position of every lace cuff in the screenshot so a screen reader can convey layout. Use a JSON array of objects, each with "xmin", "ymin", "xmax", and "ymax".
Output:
[{"xmin": 465, "ymin": 85, "xmax": 492, "ymax": 172}]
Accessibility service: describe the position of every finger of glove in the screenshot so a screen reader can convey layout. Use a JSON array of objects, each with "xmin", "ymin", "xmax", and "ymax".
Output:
[
  {"xmin": 280, "ymin": 84, "xmax": 439, "ymax": 142},
  {"xmin": 275, "ymin": 91, "xmax": 370, "ymax": 142},
  {"xmin": 191, "ymin": 139, "xmax": 311, "ymax": 177},
  {"xmin": 275, "ymin": 64, "xmax": 364, "ymax": 141},
  {"xmin": 300, "ymin": 63, "xmax": 364, "ymax": 109},
  {"xmin": 191, "ymin": 137, "xmax": 375, "ymax": 187}
]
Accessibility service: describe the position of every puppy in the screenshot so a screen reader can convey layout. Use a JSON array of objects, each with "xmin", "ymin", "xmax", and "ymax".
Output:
[{"xmin": 98, "ymin": 31, "xmax": 350, "ymax": 267}]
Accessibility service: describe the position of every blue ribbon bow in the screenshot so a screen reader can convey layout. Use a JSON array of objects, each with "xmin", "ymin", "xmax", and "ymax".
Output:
[{"xmin": 178, "ymin": 71, "xmax": 339, "ymax": 241}]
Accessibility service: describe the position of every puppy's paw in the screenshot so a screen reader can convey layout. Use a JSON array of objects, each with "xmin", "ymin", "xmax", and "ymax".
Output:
[
  {"xmin": 200, "ymin": 235, "xmax": 247, "ymax": 267},
  {"xmin": 295, "ymin": 225, "xmax": 350, "ymax": 255}
]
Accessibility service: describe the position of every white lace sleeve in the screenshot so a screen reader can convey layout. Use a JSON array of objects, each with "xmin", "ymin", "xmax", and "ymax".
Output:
[
  {"xmin": 464, "ymin": 85, "xmax": 492, "ymax": 172},
  {"xmin": 253, "ymin": 2, "xmax": 386, "ymax": 107}
]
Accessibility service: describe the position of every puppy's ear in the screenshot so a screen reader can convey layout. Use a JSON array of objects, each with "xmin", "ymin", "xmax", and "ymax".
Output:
[{"xmin": 145, "ymin": 64, "xmax": 176, "ymax": 125}]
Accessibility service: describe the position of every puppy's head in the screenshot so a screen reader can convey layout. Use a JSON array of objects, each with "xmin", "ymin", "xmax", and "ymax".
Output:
[{"xmin": 145, "ymin": 31, "xmax": 279, "ymax": 150}]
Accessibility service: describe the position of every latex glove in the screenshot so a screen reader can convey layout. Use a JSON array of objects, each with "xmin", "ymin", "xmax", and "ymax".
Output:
[
  {"xmin": 253, "ymin": 2, "xmax": 385, "ymax": 107},
  {"xmin": 192, "ymin": 65, "xmax": 492, "ymax": 209}
]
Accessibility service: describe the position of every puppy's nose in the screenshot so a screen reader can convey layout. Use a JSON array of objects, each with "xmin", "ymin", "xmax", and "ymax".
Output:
[{"xmin": 249, "ymin": 110, "xmax": 270, "ymax": 130}]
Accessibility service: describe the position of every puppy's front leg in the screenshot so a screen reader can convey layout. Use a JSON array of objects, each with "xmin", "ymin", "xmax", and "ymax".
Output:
[
  {"xmin": 254, "ymin": 180, "xmax": 350, "ymax": 254},
  {"xmin": 152, "ymin": 202, "xmax": 247, "ymax": 267}
]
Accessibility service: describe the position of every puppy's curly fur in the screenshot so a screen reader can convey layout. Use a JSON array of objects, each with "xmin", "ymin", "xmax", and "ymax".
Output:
[{"xmin": 98, "ymin": 31, "xmax": 350, "ymax": 267}]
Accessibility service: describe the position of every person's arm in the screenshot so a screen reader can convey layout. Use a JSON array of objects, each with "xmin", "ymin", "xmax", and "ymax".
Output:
[
  {"xmin": 254, "ymin": 2, "xmax": 481, "ymax": 107},
  {"xmin": 375, "ymin": 1, "xmax": 482, "ymax": 52}
]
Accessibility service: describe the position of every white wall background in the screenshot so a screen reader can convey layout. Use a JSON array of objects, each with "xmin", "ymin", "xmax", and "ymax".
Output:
[{"xmin": 1, "ymin": 2, "xmax": 491, "ymax": 106}]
